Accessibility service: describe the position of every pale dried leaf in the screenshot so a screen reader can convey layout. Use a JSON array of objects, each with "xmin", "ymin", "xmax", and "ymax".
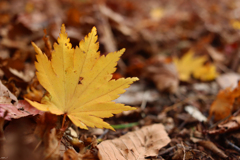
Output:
[
  {"xmin": 185, "ymin": 106, "xmax": 207, "ymax": 122},
  {"xmin": 9, "ymin": 66, "xmax": 35, "ymax": 82},
  {"xmin": 0, "ymin": 80, "xmax": 17, "ymax": 104},
  {"xmin": 216, "ymin": 72, "xmax": 240, "ymax": 89},
  {"xmin": 98, "ymin": 123, "xmax": 170, "ymax": 160},
  {"xmin": 206, "ymin": 45, "xmax": 225, "ymax": 63},
  {"xmin": 114, "ymin": 84, "xmax": 159, "ymax": 105}
]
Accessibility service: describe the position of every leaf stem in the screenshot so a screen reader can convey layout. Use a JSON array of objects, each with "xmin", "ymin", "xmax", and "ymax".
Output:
[{"xmin": 62, "ymin": 113, "xmax": 67, "ymax": 128}]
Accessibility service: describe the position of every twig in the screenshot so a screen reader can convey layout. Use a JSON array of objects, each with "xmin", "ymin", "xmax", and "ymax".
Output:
[
  {"xmin": 181, "ymin": 141, "xmax": 186, "ymax": 160},
  {"xmin": 209, "ymin": 115, "xmax": 231, "ymax": 129},
  {"xmin": 158, "ymin": 146, "xmax": 177, "ymax": 156},
  {"xmin": 98, "ymin": 129, "xmax": 109, "ymax": 140},
  {"xmin": 140, "ymin": 91, "xmax": 148, "ymax": 118},
  {"xmin": 225, "ymin": 139, "xmax": 240, "ymax": 152},
  {"xmin": 33, "ymin": 140, "xmax": 42, "ymax": 152}
]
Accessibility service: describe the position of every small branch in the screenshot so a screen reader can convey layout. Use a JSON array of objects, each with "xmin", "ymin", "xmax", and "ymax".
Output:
[{"xmin": 181, "ymin": 141, "xmax": 186, "ymax": 160}]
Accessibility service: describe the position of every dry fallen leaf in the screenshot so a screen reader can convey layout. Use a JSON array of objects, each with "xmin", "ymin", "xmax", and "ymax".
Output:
[
  {"xmin": 208, "ymin": 115, "xmax": 240, "ymax": 134},
  {"xmin": 216, "ymin": 72, "xmax": 240, "ymax": 89},
  {"xmin": 63, "ymin": 148, "xmax": 79, "ymax": 160},
  {"xmin": 198, "ymin": 141, "xmax": 228, "ymax": 159},
  {"xmin": 26, "ymin": 24, "xmax": 138, "ymax": 130},
  {"xmin": 191, "ymin": 131, "xmax": 228, "ymax": 158},
  {"xmin": 209, "ymin": 81, "xmax": 240, "ymax": 122},
  {"xmin": 172, "ymin": 145, "xmax": 194, "ymax": 160},
  {"xmin": 0, "ymin": 81, "xmax": 41, "ymax": 120},
  {"xmin": 23, "ymin": 79, "xmax": 44, "ymax": 102},
  {"xmin": 97, "ymin": 123, "xmax": 170, "ymax": 160},
  {"xmin": 145, "ymin": 56, "xmax": 179, "ymax": 93},
  {"xmin": 208, "ymin": 87, "xmax": 234, "ymax": 122},
  {"xmin": 206, "ymin": 45, "xmax": 225, "ymax": 63},
  {"xmin": 44, "ymin": 128, "xmax": 60, "ymax": 159},
  {"xmin": 9, "ymin": 67, "xmax": 35, "ymax": 82},
  {"xmin": 173, "ymin": 50, "xmax": 218, "ymax": 81}
]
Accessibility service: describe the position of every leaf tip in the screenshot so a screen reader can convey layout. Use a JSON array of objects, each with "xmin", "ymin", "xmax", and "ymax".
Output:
[
  {"xmin": 132, "ymin": 77, "xmax": 139, "ymax": 82},
  {"xmin": 109, "ymin": 126, "xmax": 115, "ymax": 131},
  {"xmin": 59, "ymin": 23, "xmax": 69, "ymax": 42},
  {"xmin": 120, "ymin": 48, "xmax": 126, "ymax": 53},
  {"xmin": 31, "ymin": 41, "xmax": 37, "ymax": 48},
  {"xmin": 91, "ymin": 26, "xmax": 97, "ymax": 33},
  {"xmin": 61, "ymin": 24, "xmax": 66, "ymax": 33},
  {"xmin": 31, "ymin": 41, "xmax": 43, "ymax": 56},
  {"xmin": 90, "ymin": 26, "xmax": 98, "ymax": 40},
  {"xmin": 31, "ymin": 41, "xmax": 35, "ymax": 46}
]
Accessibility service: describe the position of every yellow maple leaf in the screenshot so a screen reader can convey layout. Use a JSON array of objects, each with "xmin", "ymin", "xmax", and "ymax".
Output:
[
  {"xmin": 193, "ymin": 63, "xmax": 218, "ymax": 81},
  {"xmin": 173, "ymin": 50, "xmax": 217, "ymax": 81},
  {"xmin": 150, "ymin": 7, "xmax": 164, "ymax": 20},
  {"xmin": 231, "ymin": 20, "xmax": 240, "ymax": 30},
  {"xmin": 26, "ymin": 24, "xmax": 138, "ymax": 130}
]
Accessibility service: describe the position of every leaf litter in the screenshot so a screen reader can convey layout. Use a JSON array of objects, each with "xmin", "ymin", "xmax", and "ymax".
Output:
[{"xmin": 1, "ymin": 0, "xmax": 240, "ymax": 159}]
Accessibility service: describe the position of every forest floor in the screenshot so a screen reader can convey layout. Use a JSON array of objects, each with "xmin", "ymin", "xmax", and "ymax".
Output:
[{"xmin": 1, "ymin": 0, "xmax": 240, "ymax": 159}]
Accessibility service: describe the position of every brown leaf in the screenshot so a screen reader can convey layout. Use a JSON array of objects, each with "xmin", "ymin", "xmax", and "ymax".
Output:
[
  {"xmin": 198, "ymin": 140, "xmax": 228, "ymax": 159},
  {"xmin": 43, "ymin": 128, "xmax": 60, "ymax": 160},
  {"xmin": 172, "ymin": 144, "xmax": 194, "ymax": 160},
  {"xmin": 42, "ymin": 29, "xmax": 53, "ymax": 59},
  {"xmin": 23, "ymin": 78, "xmax": 44, "ymax": 102},
  {"xmin": 80, "ymin": 148, "xmax": 99, "ymax": 160},
  {"xmin": 63, "ymin": 138, "xmax": 99, "ymax": 160},
  {"xmin": 4, "ymin": 117, "xmax": 39, "ymax": 160},
  {"xmin": 145, "ymin": 56, "xmax": 179, "ymax": 93},
  {"xmin": 98, "ymin": 123, "xmax": 170, "ymax": 159},
  {"xmin": 34, "ymin": 113, "xmax": 58, "ymax": 140},
  {"xmin": 208, "ymin": 115, "xmax": 240, "ymax": 135},
  {"xmin": 63, "ymin": 148, "xmax": 78, "ymax": 160}
]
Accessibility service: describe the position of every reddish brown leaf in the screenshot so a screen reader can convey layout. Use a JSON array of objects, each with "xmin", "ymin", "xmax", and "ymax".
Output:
[{"xmin": 0, "ymin": 100, "xmax": 42, "ymax": 120}]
